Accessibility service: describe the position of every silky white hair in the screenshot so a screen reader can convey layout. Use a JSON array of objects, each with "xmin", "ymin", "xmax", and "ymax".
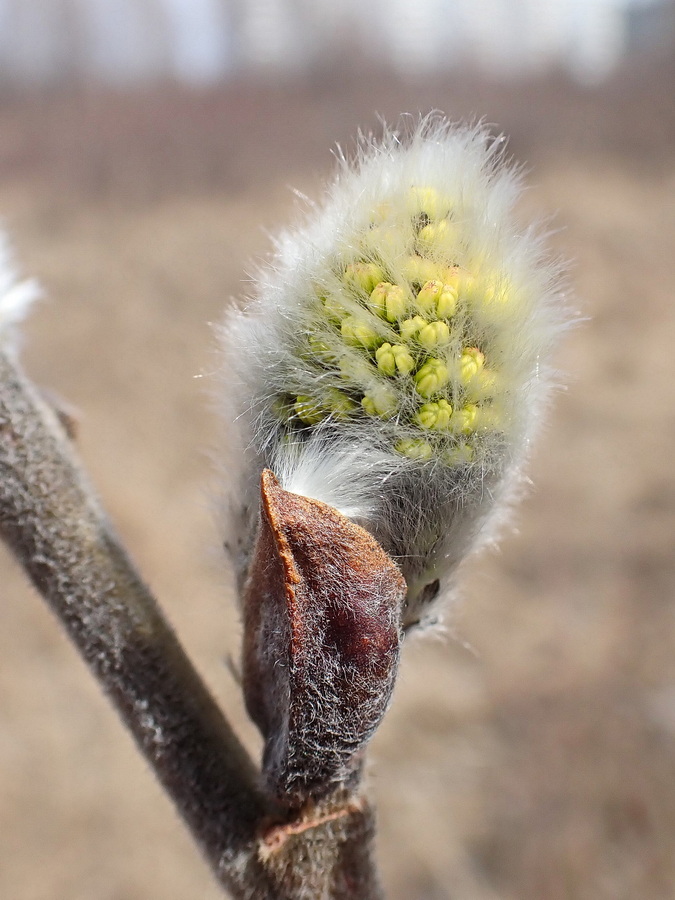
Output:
[
  {"xmin": 0, "ymin": 233, "xmax": 41, "ymax": 353},
  {"xmin": 220, "ymin": 115, "xmax": 571, "ymax": 629}
]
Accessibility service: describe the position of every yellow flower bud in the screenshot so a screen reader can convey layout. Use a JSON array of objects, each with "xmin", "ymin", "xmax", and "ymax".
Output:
[
  {"xmin": 414, "ymin": 358, "xmax": 450, "ymax": 398},
  {"xmin": 417, "ymin": 219, "xmax": 461, "ymax": 254},
  {"xmin": 369, "ymin": 282, "xmax": 407, "ymax": 323},
  {"xmin": 436, "ymin": 285, "xmax": 458, "ymax": 318},
  {"xmin": 321, "ymin": 293, "xmax": 350, "ymax": 322},
  {"xmin": 465, "ymin": 368, "xmax": 498, "ymax": 401},
  {"xmin": 361, "ymin": 224, "xmax": 409, "ymax": 259},
  {"xmin": 376, "ymin": 342, "xmax": 415, "ymax": 377},
  {"xmin": 407, "ymin": 187, "xmax": 451, "ymax": 221},
  {"xmin": 459, "ymin": 347, "xmax": 485, "ymax": 383},
  {"xmin": 402, "ymin": 256, "xmax": 441, "ymax": 287},
  {"xmin": 451, "ymin": 404, "xmax": 478, "ymax": 435},
  {"xmin": 294, "ymin": 395, "xmax": 325, "ymax": 426},
  {"xmin": 361, "ymin": 383, "xmax": 398, "ymax": 418},
  {"xmin": 444, "ymin": 267, "xmax": 476, "ymax": 300},
  {"xmin": 418, "ymin": 320, "xmax": 451, "ymax": 349},
  {"xmin": 399, "ymin": 315, "xmax": 428, "ymax": 342},
  {"xmin": 415, "ymin": 398, "xmax": 453, "ymax": 431},
  {"xmin": 416, "ymin": 280, "xmax": 458, "ymax": 319},
  {"xmin": 395, "ymin": 437, "xmax": 434, "ymax": 460},
  {"xmin": 341, "ymin": 315, "xmax": 381, "ymax": 349},
  {"xmin": 307, "ymin": 333, "xmax": 336, "ymax": 364},
  {"xmin": 415, "ymin": 280, "xmax": 443, "ymax": 316},
  {"xmin": 344, "ymin": 262, "xmax": 386, "ymax": 294}
]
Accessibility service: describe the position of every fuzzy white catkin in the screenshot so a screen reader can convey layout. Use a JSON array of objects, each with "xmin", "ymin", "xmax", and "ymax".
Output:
[
  {"xmin": 0, "ymin": 234, "xmax": 40, "ymax": 354},
  {"xmin": 221, "ymin": 116, "xmax": 570, "ymax": 629}
]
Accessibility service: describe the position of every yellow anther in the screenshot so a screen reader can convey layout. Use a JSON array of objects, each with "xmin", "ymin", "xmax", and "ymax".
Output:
[
  {"xmin": 344, "ymin": 262, "xmax": 386, "ymax": 294},
  {"xmin": 402, "ymin": 256, "xmax": 441, "ymax": 287},
  {"xmin": 294, "ymin": 395, "xmax": 325, "ymax": 426},
  {"xmin": 361, "ymin": 384, "xmax": 398, "ymax": 418},
  {"xmin": 443, "ymin": 443, "xmax": 474, "ymax": 465},
  {"xmin": 369, "ymin": 282, "xmax": 407, "ymax": 323},
  {"xmin": 414, "ymin": 358, "xmax": 450, "ymax": 398},
  {"xmin": 395, "ymin": 438, "xmax": 434, "ymax": 460},
  {"xmin": 415, "ymin": 398, "xmax": 453, "ymax": 431},
  {"xmin": 418, "ymin": 320, "xmax": 450, "ymax": 349},
  {"xmin": 451, "ymin": 404, "xmax": 478, "ymax": 435},
  {"xmin": 399, "ymin": 315, "xmax": 428, "ymax": 342},
  {"xmin": 376, "ymin": 342, "xmax": 415, "ymax": 377},
  {"xmin": 341, "ymin": 315, "xmax": 381, "ymax": 349},
  {"xmin": 459, "ymin": 347, "xmax": 485, "ymax": 383}
]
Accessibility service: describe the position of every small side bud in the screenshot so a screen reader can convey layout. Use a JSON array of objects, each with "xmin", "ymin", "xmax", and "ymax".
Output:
[
  {"xmin": 341, "ymin": 315, "xmax": 382, "ymax": 350},
  {"xmin": 242, "ymin": 471, "xmax": 405, "ymax": 804}
]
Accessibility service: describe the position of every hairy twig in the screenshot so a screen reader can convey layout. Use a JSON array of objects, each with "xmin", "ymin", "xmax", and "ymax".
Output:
[{"xmin": 0, "ymin": 347, "xmax": 384, "ymax": 899}]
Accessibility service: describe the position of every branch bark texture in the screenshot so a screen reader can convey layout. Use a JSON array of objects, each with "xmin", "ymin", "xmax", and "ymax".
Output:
[{"xmin": 0, "ymin": 348, "xmax": 384, "ymax": 899}]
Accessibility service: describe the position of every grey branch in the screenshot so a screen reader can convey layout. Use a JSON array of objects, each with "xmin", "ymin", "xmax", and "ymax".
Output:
[{"xmin": 0, "ymin": 347, "xmax": 384, "ymax": 900}]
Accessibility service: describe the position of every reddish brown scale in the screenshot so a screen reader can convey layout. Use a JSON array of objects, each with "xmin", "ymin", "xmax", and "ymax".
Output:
[{"xmin": 243, "ymin": 470, "xmax": 405, "ymax": 805}]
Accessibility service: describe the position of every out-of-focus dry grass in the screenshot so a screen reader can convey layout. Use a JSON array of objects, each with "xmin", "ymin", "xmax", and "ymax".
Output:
[{"xmin": 0, "ymin": 57, "xmax": 674, "ymax": 899}]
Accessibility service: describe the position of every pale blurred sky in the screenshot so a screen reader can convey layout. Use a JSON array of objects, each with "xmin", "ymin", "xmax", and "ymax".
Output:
[{"xmin": 0, "ymin": 0, "xmax": 672, "ymax": 86}]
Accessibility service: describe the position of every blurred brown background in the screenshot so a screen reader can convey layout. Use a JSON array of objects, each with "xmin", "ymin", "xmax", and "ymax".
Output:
[{"xmin": 0, "ymin": 6, "xmax": 675, "ymax": 897}]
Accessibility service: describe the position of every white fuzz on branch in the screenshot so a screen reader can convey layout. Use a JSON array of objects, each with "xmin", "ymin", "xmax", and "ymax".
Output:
[
  {"xmin": 0, "ymin": 233, "xmax": 41, "ymax": 353},
  {"xmin": 221, "ymin": 116, "xmax": 571, "ymax": 629}
]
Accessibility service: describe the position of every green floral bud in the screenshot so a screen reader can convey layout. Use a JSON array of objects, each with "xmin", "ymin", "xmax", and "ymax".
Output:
[
  {"xmin": 407, "ymin": 187, "xmax": 451, "ymax": 221},
  {"xmin": 451, "ymin": 403, "xmax": 478, "ymax": 435},
  {"xmin": 436, "ymin": 285, "xmax": 458, "ymax": 318},
  {"xmin": 417, "ymin": 219, "xmax": 460, "ymax": 253},
  {"xmin": 307, "ymin": 333, "xmax": 336, "ymax": 364},
  {"xmin": 369, "ymin": 282, "xmax": 407, "ymax": 323},
  {"xmin": 402, "ymin": 256, "xmax": 442, "ymax": 287},
  {"xmin": 418, "ymin": 320, "xmax": 450, "ymax": 349},
  {"xmin": 375, "ymin": 342, "xmax": 415, "ymax": 377},
  {"xmin": 459, "ymin": 347, "xmax": 485, "ymax": 383},
  {"xmin": 416, "ymin": 280, "xmax": 458, "ymax": 319},
  {"xmin": 415, "ymin": 398, "xmax": 453, "ymax": 431},
  {"xmin": 399, "ymin": 315, "xmax": 428, "ymax": 342},
  {"xmin": 294, "ymin": 395, "xmax": 325, "ymax": 425},
  {"xmin": 324, "ymin": 389, "xmax": 358, "ymax": 420},
  {"xmin": 344, "ymin": 262, "xmax": 386, "ymax": 294},
  {"xmin": 395, "ymin": 437, "xmax": 434, "ymax": 460},
  {"xmin": 322, "ymin": 293, "xmax": 350, "ymax": 323},
  {"xmin": 414, "ymin": 358, "xmax": 450, "ymax": 398},
  {"xmin": 361, "ymin": 383, "xmax": 398, "ymax": 418},
  {"xmin": 341, "ymin": 315, "xmax": 382, "ymax": 349}
]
